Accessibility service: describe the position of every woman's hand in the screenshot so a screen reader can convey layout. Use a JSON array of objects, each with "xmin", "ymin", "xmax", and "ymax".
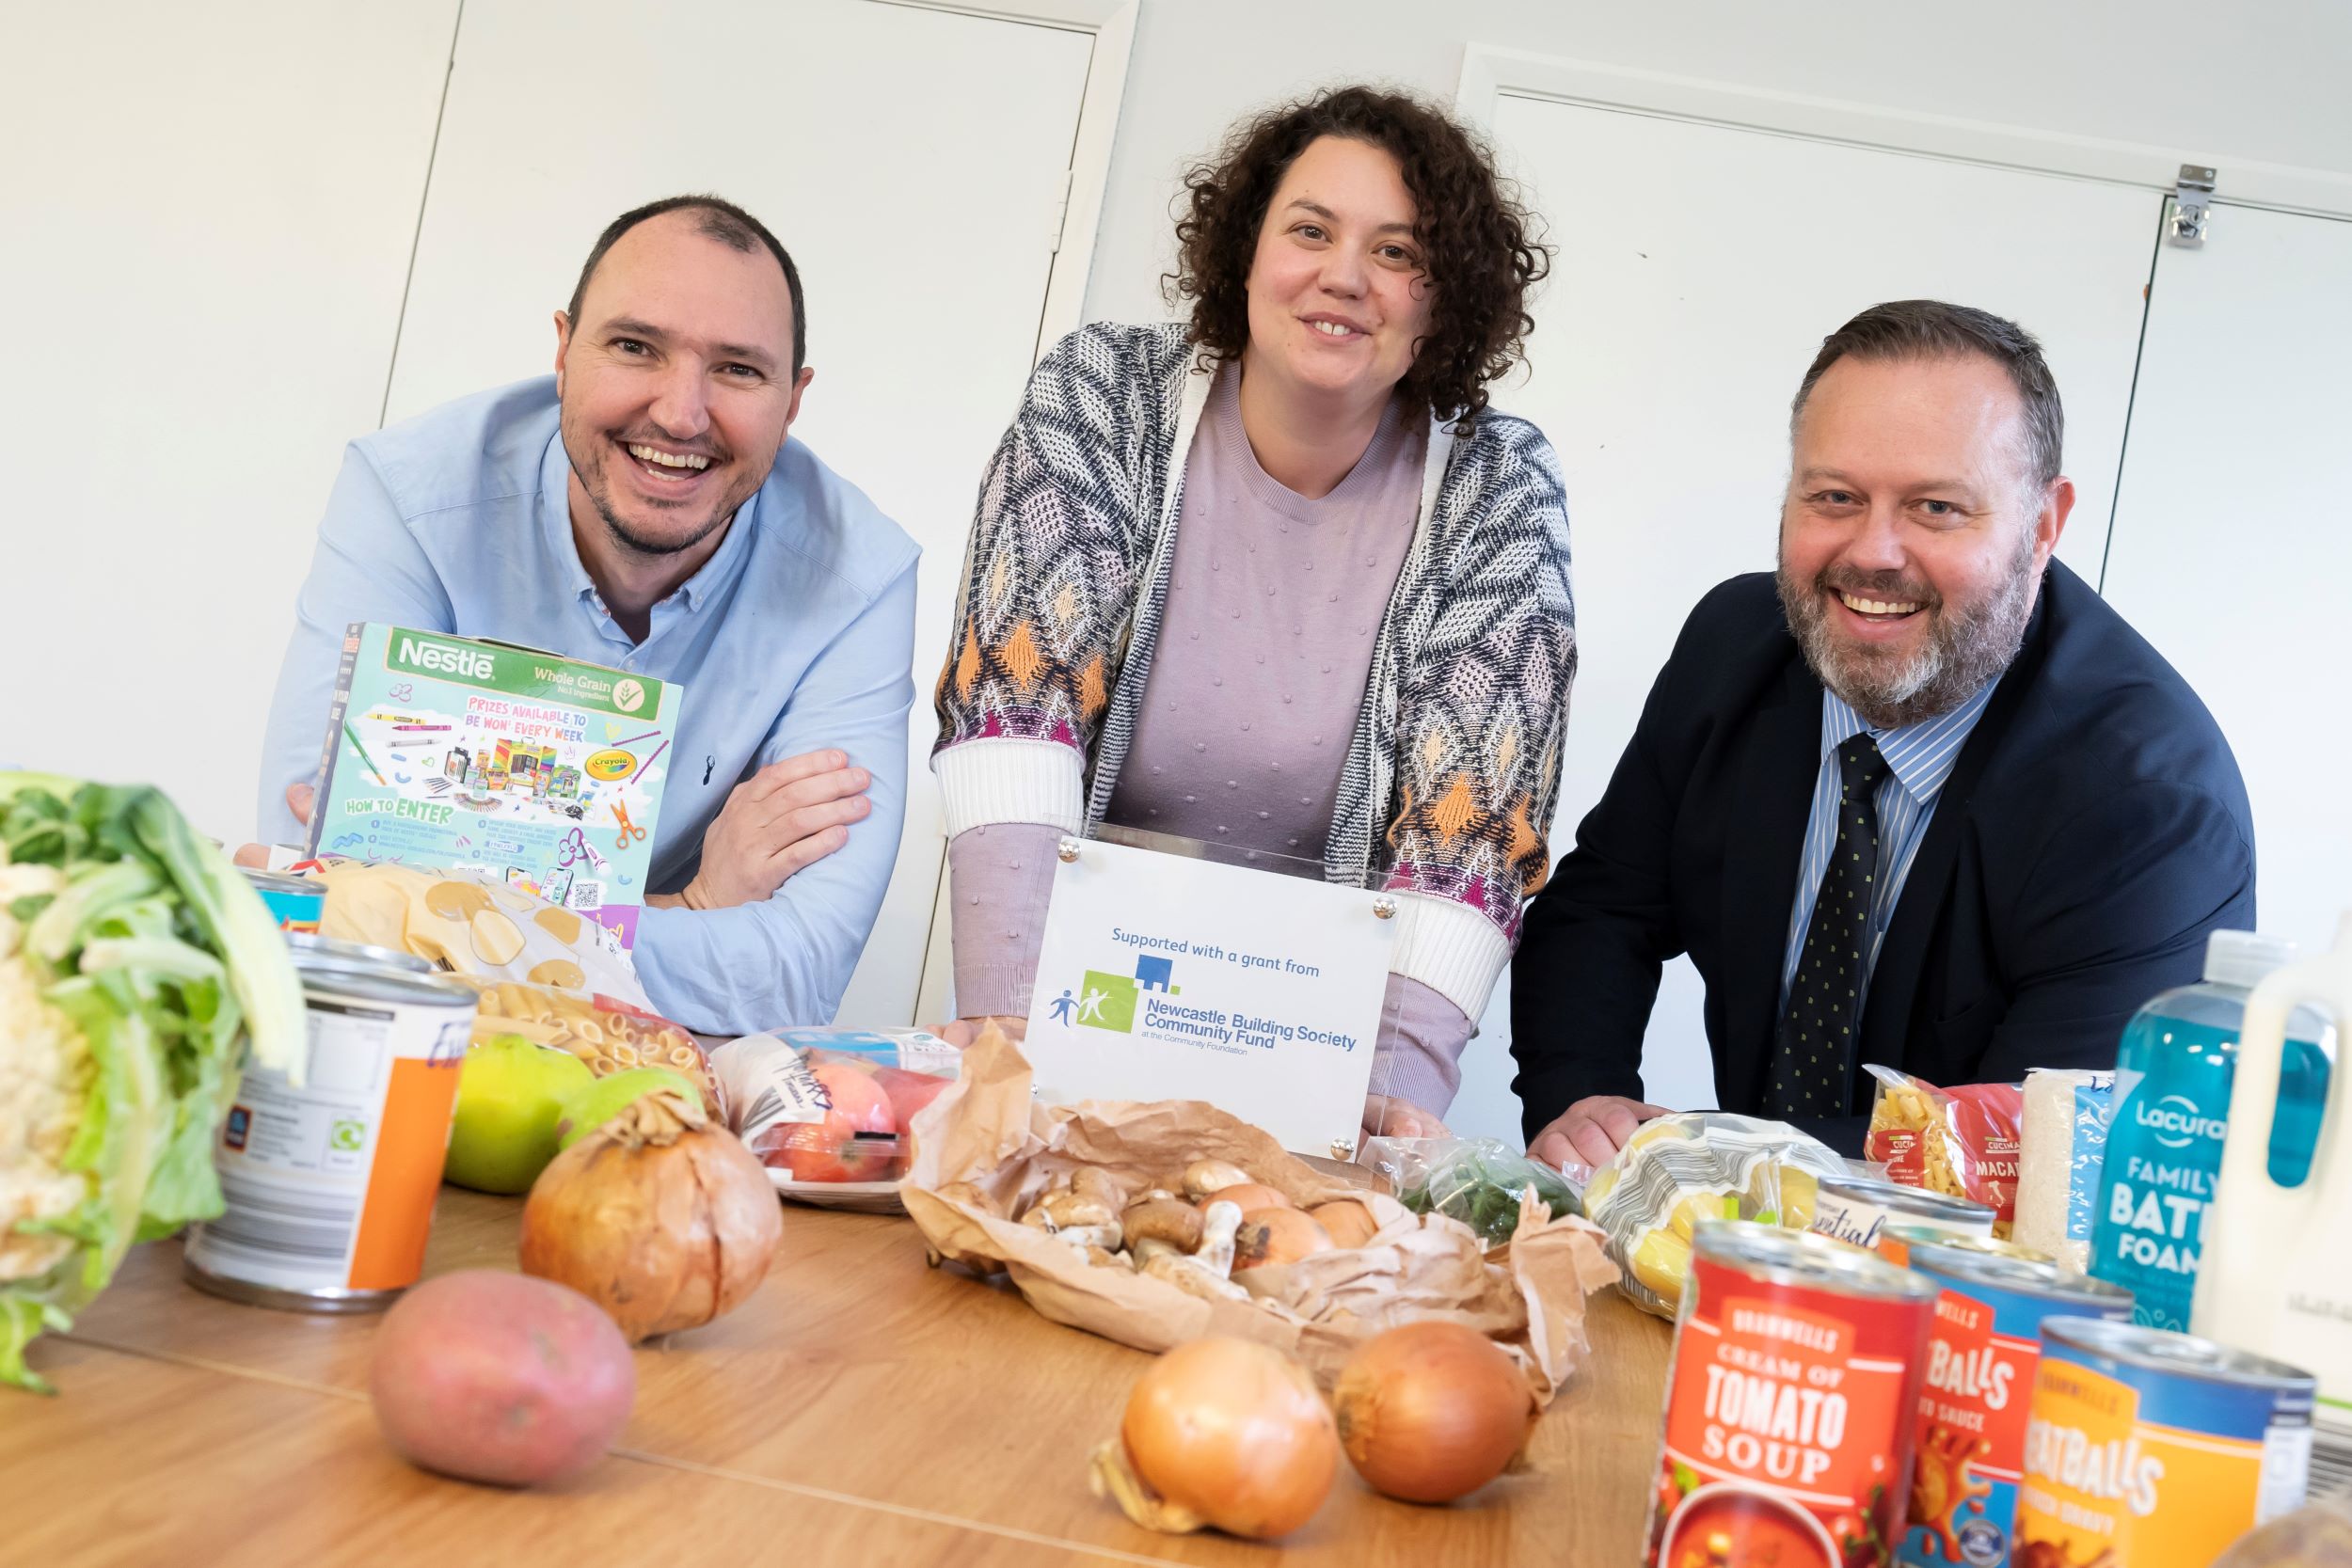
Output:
[
  {"xmin": 1360, "ymin": 1093, "xmax": 1450, "ymax": 1143},
  {"xmin": 928, "ymin": 1015, "xmax": 1029, "ymax": 1049}
]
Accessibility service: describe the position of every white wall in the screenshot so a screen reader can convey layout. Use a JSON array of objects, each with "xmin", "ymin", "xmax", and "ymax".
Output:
[{"xmin": 1080, "ymin": 0, "xmax": 2352, "ymax": 331}]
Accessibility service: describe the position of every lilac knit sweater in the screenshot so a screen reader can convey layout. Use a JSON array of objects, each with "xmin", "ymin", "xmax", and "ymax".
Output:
[{"xmin": 950, "ymin": 368, "xmax": 1472, "ymax": 1115}]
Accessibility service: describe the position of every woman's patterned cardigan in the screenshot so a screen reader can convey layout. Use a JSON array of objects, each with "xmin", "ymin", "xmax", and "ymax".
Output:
[{"xmin": 931, "ymin": 321, "xmax": 1577, "ymax": 1020}]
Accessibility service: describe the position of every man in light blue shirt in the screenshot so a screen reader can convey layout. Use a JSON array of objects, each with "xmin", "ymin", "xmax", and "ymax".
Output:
[{"xmin": 252, "ymin": 196, "xmax": 917, "ymax": 1036}]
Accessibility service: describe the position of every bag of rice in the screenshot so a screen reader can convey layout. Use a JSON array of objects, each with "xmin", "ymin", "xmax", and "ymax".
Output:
[{"xmin": 2011, "ymin": 1068, "xmax": 2114, "ymax": 1270}]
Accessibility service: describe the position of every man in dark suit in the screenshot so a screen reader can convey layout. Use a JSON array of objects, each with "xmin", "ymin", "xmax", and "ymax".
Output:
[{"xmin": 1514, "ymin": 300, "xmax": 2253, "ymax": 1165}]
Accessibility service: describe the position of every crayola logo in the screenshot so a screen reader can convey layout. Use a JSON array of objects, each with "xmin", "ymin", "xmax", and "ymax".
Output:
[{"xmin": 584, "ymin": 750, "xmax": 636, "ymax": 782}]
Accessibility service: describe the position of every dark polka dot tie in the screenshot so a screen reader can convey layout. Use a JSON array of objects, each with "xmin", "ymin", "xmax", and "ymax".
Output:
[{"xmin": 1764, "ymin": 733, "xmax": 1889, "ymax": 1117}]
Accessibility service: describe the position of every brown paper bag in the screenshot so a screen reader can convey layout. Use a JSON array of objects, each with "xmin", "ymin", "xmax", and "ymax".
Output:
[{"xmin": 900, "ymin": 1030, "xmax": 1618, "ymax": 1407}]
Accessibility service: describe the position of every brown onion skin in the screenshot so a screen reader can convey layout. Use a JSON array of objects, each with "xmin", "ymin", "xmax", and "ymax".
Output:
[
  {"xmin": 1331, "ymin": 1321, "xmax": 1534, "ymax": 1504},
  {"xmin": 518, "ymin": 1107, "xmax": 782, "ymax": 1344},
  {"xmin": 1234, "ymin": 1207, "xmax": 1335, "ymax": 1271},
  {"xmin": 1122, "ymin": 1338, "xmax": 1339, "ymax": 1539},
  {"xmin": 1310, "ymin": 1198, "xmax": 1379, "ymax": 1249},
  {"xmin": 1197, "ymin": 1181, "xmax": 1292, "ymax": 1215}
]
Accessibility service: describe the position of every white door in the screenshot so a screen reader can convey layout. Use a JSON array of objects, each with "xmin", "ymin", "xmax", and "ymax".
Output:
[
  {"xmin": 0, "ymin": 3, "xmax": 458, "ymax": 840},
  {"xmin": 381, "ymin": 0, "xmax": 1100, "ymax": 1026},
  {"xmin": 1448, "ymin": 95, "xmax": 2163, "ymax": 1143},
  {"xmin": 2102, "ymin": 204, "xmax": 2352, "ymax": 957}
]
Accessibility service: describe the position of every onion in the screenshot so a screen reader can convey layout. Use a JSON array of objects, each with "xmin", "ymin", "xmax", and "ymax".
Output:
[
  {"xmin": 1197, "ymin": 1181, "xmax": 1291, "ymax": 1215},
  {"xmin": 1234, "ymin": 1207, "xmax": 1334, "ymax": 1271},
  {"xmin": 1089, "ymin": 1337, "xmax": 1338, "ymax": 1540},
  {"xmin": 1331, "ymin": 1321, "xmax": 1534, "ymax": 1503},
  {"xmin": 1310, "ymin": 1198, "xmax": 1380, "ymax": 1249},
  {"xmin": 519, "ymin": 1090, "xmax": 782, "ymax": 1343}
]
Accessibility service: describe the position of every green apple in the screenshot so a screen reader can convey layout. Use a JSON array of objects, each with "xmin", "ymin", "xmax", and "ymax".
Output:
[
  {"xmin": 553, "ymin": 1065, "xmax": 704, "ymax": 1151},
  {"xmin": 444, "ymin": 1036, "xmax": 596, "ymax": 1195}
]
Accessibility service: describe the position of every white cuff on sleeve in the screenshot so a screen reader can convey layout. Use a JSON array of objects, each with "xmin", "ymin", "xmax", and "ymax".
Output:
[
  {"xmin": 1386, "ymin": 890, "xmax": 1512, "ymax": 1022},
  {"xmin": 931, "ymin": 737, "xmax": 1086, "ymax": 837}
]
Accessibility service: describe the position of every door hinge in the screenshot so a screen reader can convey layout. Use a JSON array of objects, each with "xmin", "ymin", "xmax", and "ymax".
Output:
[
  {"xmin": 1048, "ymin": 167, "xmax": 1075, "ymax": 255},
  {"xmin": 2168, "ymin": 164, "xmax": 2217, "ymax": 247}
]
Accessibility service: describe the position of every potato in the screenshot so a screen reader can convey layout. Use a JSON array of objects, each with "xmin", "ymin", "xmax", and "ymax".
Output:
[{"xmin": 370, "ymin": 1270, "xmax": 635, "ymax": 1487}]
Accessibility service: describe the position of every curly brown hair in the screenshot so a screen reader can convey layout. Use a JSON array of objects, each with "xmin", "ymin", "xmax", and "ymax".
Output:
[{"xmin": 1167, "ymin": 85, "xmax": 1549, "ymax": 430}]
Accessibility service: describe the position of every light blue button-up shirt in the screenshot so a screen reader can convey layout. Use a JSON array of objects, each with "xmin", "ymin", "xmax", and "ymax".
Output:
[
  {"xmin": 259, "ymin": 377, "xmax": 919, "ymax": 1035},
  {"xmin": 1778, "ymin": 679, "xmax": 1999, "ymax": 1010}
]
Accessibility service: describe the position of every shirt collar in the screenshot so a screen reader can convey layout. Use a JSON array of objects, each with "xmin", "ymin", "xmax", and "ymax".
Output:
[
  {"xmin": 535, "ymin": 428, "xmax": 763, "ymax": 618},
  {"xmin": 1819, "ymin": 676, "xmax": 1999, "ymax": 808}
]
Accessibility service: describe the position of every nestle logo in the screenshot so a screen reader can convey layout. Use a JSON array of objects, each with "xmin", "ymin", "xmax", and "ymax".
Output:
[{"xmin": 396, "ymin": 635, "xmax": 495, "ymax": 682}]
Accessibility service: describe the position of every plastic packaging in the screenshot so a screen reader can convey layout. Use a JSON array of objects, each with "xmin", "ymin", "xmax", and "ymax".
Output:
[
  {"xmin": 1578, "ymin": 1112, "xmax": 1849, "ymax": 1318},
  {"xmin": 462, "ymin": 977, "xmax": 724, "ymax": 1121},
  {"xmin": 2012, "ymin": 1067, "xmax": 2113, "ymax": 1270},
  {"xmin": 1373, "ymin": 1138, "xmax": 1581, "ymax": 1249},
  {"xmin": 1865, "ymin": 1065, "xmax": 2025, "ymax": 1235},
  {"xmin": 712, "ymin": 1028, "xmax": 960, "ymax": 1211},
  {"xmin": 2095, "ymin": 928, "xmax": 2336, "ymax": 1331}
]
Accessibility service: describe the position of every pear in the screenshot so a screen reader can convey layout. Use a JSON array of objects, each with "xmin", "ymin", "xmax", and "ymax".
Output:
[{"xmin": 444, "ymin": 1037, "xmax": 596, "ymax": 1195}]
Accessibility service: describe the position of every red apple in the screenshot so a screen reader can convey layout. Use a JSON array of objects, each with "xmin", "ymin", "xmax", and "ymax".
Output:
[{"xmin": 767, "ymin": 1061, "xmax": 898, "ymax": 1182}]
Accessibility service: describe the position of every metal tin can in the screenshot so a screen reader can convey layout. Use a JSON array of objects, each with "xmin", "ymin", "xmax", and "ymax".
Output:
[
  {"xmin": 1650, "ymin": 1223, "xmax": 1940, "ymax": 1568},
  {"xmin": 183, "ymin": 949, "xmax": 474, "ymax": 1311},
  {"xmin": 2015, "ymin": 1317, "xmax": 2315, "ymax": 1568},
  {"xmin": 1893, "ymin": 1230, "xmax": 2134, "ymax": 1568},
  {"xmin": 240, "ymin": 867, "xmax": 325, "ymax": 936},
  {"xmin": 1811, "ymin": 1172, "xmax": 1998, "ymax": 1259},
  {"xmin": 283, "ymin": 930, "xmax": 433, "ymax": 974}
]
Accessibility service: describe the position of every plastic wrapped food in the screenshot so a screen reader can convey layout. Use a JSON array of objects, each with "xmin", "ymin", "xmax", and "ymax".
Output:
[
  {"xmin": 462, "ymin": 977, "xmax": 724, "ymax": 1122},
  {"xmin": 2012, "ymin": 1068, "xmax": 2113, "ymax": 1270},
  {"xmin": 1581, "ymin": 1113, "xmax": 1849, "ymax": 1318},
  {"xmin": 307, "ymin": 860, "xmax": 649, "ymax": 1006},
  {"xmin": 1864, "ymin": 1064, "xmax": 2025, "ymax": 1237},
  {"xmin": 1374, "ymin": 1137, "xmax": 1581, "ymax": 1249},
  {"xmin": 712, "ymin": 1028, "xmax": 960, "ymax": 1210}
]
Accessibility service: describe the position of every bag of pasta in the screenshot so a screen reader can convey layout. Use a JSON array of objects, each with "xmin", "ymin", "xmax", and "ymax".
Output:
[
  {"xmin": 1582, "ymin": 1112, "xmax": 1848, "ymax": 1318},
  {"xmin": 1863, "ymin": 1065, "xmax": 2024, "ymax": 1237},
  {"xmin": 462, "ymin": 977, "xmax": 725, "ymax": 1122}
]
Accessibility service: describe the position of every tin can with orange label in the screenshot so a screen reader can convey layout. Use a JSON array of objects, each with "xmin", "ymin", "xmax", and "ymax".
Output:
[
  {"xmin": 183, "ymin": 949, "xmax": 474, "ymax": 1311},
  {"xmin": 1650, "ymin": 1223, "xmax": 1939, "ymax": 1568},
  {"xmin": 1893, "ymin": 1230, "xmax": 2132, "ymax": 1568},
  {"xmin": 2014, "ymin": 1317, "xmax": 2314, "ymax": 1568},
  {"xmin": 1811, "ymin": 1172, "xmax": 1997, "ymax": 1260}
]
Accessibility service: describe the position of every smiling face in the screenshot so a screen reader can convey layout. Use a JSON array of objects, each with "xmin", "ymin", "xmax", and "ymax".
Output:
[
  {"xmin": 553, "ymin": 209, "xmax": 810, "ymax": 559},
  {"xmin": 1240, "ymin": 135, "xmax": 1434, "ymax": 413},
  {"xmin": 1776, "ymin": 353, "xmax": 2074, "ymax": 728}
]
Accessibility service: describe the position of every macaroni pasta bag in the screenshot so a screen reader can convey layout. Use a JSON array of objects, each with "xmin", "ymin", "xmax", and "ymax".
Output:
[{"xmin": 1863, "ymin": 1065, "xmax": 2025, "ymax": 1236}]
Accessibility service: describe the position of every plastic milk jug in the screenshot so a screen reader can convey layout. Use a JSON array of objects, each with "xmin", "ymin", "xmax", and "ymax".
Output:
[
  {"xmin": 2090, "ymin": 929, "xmax": 2334, "ymax": 1330},
  {"xmin": 2195, "ymin": 912, "xmax": 2352, "ymax": 1478}
]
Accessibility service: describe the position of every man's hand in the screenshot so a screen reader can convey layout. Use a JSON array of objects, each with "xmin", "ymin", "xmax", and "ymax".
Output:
[
  {"xmin": 679, "ymin": 750, "xmax": 870, "ymax": 911},
  {"xmin": 1361, "ymin": 1093, "xmax": 1449, "ymax": 1143},
  {"xmin": 233, "ymin": 784, "xmax": 315, "ymax": 868},
  {"xmin": 1531, "ymin": 1095, "xmax": 1673, "ymax": 1173}
]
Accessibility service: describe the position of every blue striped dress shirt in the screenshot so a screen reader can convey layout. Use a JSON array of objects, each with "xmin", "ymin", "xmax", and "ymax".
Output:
[{"xmin": 1778, "ymin": 679, "xmax": 1999, "ymax": 1010}]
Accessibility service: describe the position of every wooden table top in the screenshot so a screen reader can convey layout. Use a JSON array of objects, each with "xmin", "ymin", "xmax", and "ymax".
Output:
[{"xmin": 24, "ymin": 1188, "xmax": 1673, "ymax": 1567}]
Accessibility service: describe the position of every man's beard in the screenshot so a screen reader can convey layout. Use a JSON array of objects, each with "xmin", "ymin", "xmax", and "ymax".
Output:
[
  {"xmin": 563, "ymin": 425, "xmax": 747, "ymax": 559},
  {"xmin": 1777, "ymin": 528, "xmax": 2040, "ymax": 729}
]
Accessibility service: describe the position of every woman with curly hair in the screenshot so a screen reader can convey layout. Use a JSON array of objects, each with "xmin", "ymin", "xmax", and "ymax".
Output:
[{"xmin": 932, "ymin": 85, "xmax": 1574, "ymax": 1139}]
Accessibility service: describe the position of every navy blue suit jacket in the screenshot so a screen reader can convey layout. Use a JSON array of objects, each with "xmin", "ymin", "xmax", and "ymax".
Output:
[{"xmin": 1510, "ymin": 562, "xmax": 2254, "ymax": 1153}]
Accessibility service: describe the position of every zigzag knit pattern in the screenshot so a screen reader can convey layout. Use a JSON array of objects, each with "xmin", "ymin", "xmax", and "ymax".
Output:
[{"xmin": 935, "ymin": 322, "xmax": 1576, "ymax": 940}]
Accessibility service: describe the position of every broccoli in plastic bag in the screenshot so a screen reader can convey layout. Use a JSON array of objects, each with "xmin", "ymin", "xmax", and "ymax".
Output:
[
  {"xmin": 1581, "ymin": 1113, "xmax": 1848, "ymax": 1318},
  {"xmin": 1372, "ymin": 1137, "xmax": 1582, "ymax": 1249}
]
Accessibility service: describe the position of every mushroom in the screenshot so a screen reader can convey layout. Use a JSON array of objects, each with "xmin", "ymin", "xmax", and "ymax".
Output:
[
  {"xmin": 1180, "ymin": 1160, "xmax": 1252, "ymax": 1203},
  {"xmin": 1073, "ymin": 1166, "xmax": 1128, "ymax": 1212},
  {"xmin": 1194, "ymin": 1200, "xmax": 1243, "ymax": 1278},
  {"xmin": 1130, "ymin": 1236, "xmax": 1185, "ymax": 1269},
  {"xmin": 1120, "ymin": 1197, "xmax": 1205, "ymax": 1255},
  {"xmin": 1141, "ymin": 1250, "xmax": 1249, "ymax": 1303},
  {"xmin": 1022, "ymin": 1180, "xmax": 1120, "ymax": 1236}
]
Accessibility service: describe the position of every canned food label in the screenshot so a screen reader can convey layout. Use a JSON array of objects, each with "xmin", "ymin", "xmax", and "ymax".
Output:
[
  {"xmin": 1899, "ymin": 1290, "xmax": 2037, "ymax": 1566},
  {"xmin": 1653, "ymin": 1257, "xmax": 1929, "ymax": 1568},
  {"xmin": 2015, "ymin": 1354, "xmax": 2295, "ymax": 1568},
  {"xmin": 187, "ymin": 993, "xmax": 466, "ymax": 1292}
]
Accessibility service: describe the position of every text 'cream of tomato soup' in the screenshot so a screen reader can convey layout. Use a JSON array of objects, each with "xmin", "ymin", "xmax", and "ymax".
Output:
[{"xmin": 1651, "ymin": 1224, "xmax": 1938, "ymax": 1568}]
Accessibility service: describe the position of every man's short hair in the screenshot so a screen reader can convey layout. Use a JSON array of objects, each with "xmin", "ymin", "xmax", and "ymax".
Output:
[
  {"xmin": 1791, "ymin": 300, "xmax": 2063, "ymax": 490},
  {"xmin": 566, "ymin": 195, "xmax": 806, "ymax": 375}
]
